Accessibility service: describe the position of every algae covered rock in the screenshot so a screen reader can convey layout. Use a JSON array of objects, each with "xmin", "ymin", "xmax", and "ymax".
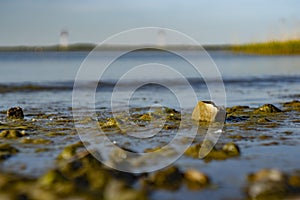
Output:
[
  {"xmin": 104, "ymin": 180, "xmax": 148, "ymax": 200},
  {"xmin": 6, "ymin": 107, "xmax": 24, "ymax": 119},
  {"xmin": 56, "ymin": 141, "xmax": 84, "ymax": 160},
  {"xmin": 247, "ymin": 169, "xmax": 290, "ymax": 199},
  {"xmin": 192, "ymin": 101, "xmax": 225, "ymax": 122},
  {"xmin": 226, "ymin": 105, "xmax": 250, "ymax": 114},
  {"xmin": 283, "ymin": 100, "xmax": 300, "ymax": 111},
  {"xmin": 38, "ymin": 169, "xmax": 76, "ymax": 196},
  {"xmin": 21, "ymin": 137, "xmax": 53, "ymax": 144},
  {"xmin": 222, "ymin": 142, "xmax": 240, "ymax": 156},
  {"xmin": 183, "ymin": 168, "xmax": 210, "ymax": 189},
  {"xmin": 144, "ymin": 166, "xmax": 183, "ymax": 190},
  {"xmin": 185, "ymin": 141, "xmax": 241, "ymax": 161},
  {"xmin": 143, "ymin": 166, "xmax": 210, "ymax": 191},
  {"xmin": 254, "ymin": 104, "xmax": 282, "ymax": 114},
  {"xmin": 0, "ymin": 130, "xmax": 26, "ymax": 139},
  {"xmin": 0, "ymin": 143, "xmax": 19, "ymax": 161}
]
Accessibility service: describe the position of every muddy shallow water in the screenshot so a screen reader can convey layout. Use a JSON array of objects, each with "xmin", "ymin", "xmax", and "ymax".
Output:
[{"xmin": 0, "ymin": 50, "xmax": 300, "ymax": 199}]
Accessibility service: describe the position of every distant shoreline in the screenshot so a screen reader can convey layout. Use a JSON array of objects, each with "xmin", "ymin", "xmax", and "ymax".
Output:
[
  {"xmin": 0, "ymin": 43, "xmax": 230, "ymax": 52},
  {"xmin": 0, "ymin": 40, "xmax": 300, "ymax": 55},
  {"xmin": 231, "ymin": 40, "xmax": 300, "ymax": 55}
]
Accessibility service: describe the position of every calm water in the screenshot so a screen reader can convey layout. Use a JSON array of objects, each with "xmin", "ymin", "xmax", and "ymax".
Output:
[
  {"xmin": 0, "ymin": 50, "xmax": 300, "ymax": 199},
  {"xmin": 0, "ymin": 50, "xmax": 299, "ymax": 109}
]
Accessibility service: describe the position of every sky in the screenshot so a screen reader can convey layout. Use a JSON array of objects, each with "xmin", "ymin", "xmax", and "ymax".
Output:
[{"xmin": 0, "ymin": 0, "xmax": 300, "ymax": 46}]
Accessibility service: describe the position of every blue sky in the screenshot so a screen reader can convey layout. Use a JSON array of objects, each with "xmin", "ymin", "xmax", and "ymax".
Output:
[{"xmin": 0, "ymin": 0, "xmax": 299, "ymax": 46}]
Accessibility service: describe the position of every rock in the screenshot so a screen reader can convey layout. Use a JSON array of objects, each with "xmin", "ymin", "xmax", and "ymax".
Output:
[
  {"xmin": 254, "ymin": 104, "xmax": 282, "ymax": 114},
  {"xmin": 104, "ymin": 180, "xmax": 148, "ymax": 200},
  {"xmin": 289, "ymin": 173, "xmax": 300, "ymax": 188},
  {"xmin": 283, "ymin": 100, "xmax": 300, "ymax": 111},
  {"xmin": 222, "ymin": 142, "xmax": 240, "ymax": 156},
  {"xmin": 56, "ymin": 141, "xmax": 84, "ymax": 160},
  {"xmin": 0, "ymin": 130, "xmax": 26, "ymax": 139},
  {"xmin": 192, "ymin": 101, "xmax": 225, "ymax": 122},
  {"xmin": 0, "ymin": 143, "xmax": 19, "ymax": 160},
  {"xmin": 226, "ymin": 105, "xmax": 250, "ymax": 114},
  {"xmin": 185, "ymin": 141, "xmax": 240, "ymax": 161},
  {"xmin": 183, "ymin": 169, "xmax": 210, "ymax": 189},
  {"xmin": 247, "ymin": 169, "xmax": 290, "ymax": 199},
  {"xmin": 248, "ymin": 169, "xmax": 286, "ymax": 182},
  {"xmin": 38, "ymin": 169, "xmax": 76, "ymax": 195},
  {"xmin": 6, "ymin": 107, "xmax": 24, "ymax": 119},
  {"xmin": 98, "ymin": 118, "xmax": 121, "ymax": 130},
  {"xmin": 21, "ymin": 137, "xmax": 53, "ymax": 144},
  {"xmin": 145, "ymin": 166, "xmax": 182, "ymax": 190},
  {"xmin": 184, "ymin": 142, "xmax": 203, "ymax": 158},
  {"xmin": 139, "ymin": 114, "xmax": 151, "ymax": 121}
]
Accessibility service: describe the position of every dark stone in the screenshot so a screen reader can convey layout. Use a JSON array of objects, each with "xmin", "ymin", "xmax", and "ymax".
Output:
[
  {"xmin": 254, "ymin": 104, "xmax": 282, "ymax": 113},
  {"xmin": 145, "ymin": 166, "xmax": 183, "ymax": 190},
  {"xmin": 6, "ymin": 107, "xmax": 24, "ymax": 119}
]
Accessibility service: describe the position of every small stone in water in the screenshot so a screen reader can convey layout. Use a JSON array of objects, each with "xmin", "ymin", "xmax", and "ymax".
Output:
[
  {"xmin": 146, "ymin": 166, "xmax": 182, "ymax": 190},
  {"xmin": 222, "ymin": 142, "xmax": 240, "ymax": 156},
  {"xmin": 6, "ymin": 107, "xmax": 24, "ymax": 119},
  {"xmin": 184, "ymin": 169, "xmax": 210, "ymax": 189},
  {"xmin": 247, "ymin": 169, "xmax": 290, "ymax": 199}
]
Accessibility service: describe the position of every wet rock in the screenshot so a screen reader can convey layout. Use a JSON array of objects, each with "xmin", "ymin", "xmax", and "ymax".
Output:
[
  {"xmin": 144, "ymin": 166, "xmax": 183, "ymax": 190},
  {"xmin": 254, "ymin": 104, "xmax": 282, "ymax": 114},
  {"xmin": 99, "ymin": 118, "xmax": 120, "ymax": 130},
  {"xmin": 0, "ymin": 172, "xmax": 34, "ymax": 199},
  {"xmin": 226, "ymin": 115, "xmax": 249, "ymax": 123},
  {"xmin": 226, "ymin": 105, "xmax": 250, "ymax": 114},
  {"xmin": 6, "ymin": 107, "xmax": 24, "ymax": 119},
  {"xmin": 222, "ymin": 142, "xmax": 240, "ymax": 156},
  {"xmin": 139, "ymin": 114, "xmax": 152, "ymax": 121},
  {"xmin": 289, "ymin": 172, "xmax": 300, "ymax": 188},
  {"xmin": 104, "ymin": 180, "xmax": 148, "ymax": 200},
  {"xmin": 56, "ymin": 141, "xmax": 84, "ymax": 160},
  {"xmin": 185, "ymin": 141, "xmax": 240, "ymax": 161},
  {"xmin": 0, "ymin": 130, "xmax": 26, "ymax": 139},
  {"xmin": 38, "ymin": 169, "xmax": 76, "ymax": 196},
  {"xmin": 184, "ymin": 142, "xmax": 203, "ymax": 158},
  {"xmin": 183, "ymin": 169, "xmax": 210, "ymax": 189},
  {"xmin": 192, "ymin": 101, "xmax": 225, "ymax": 122},
  {"xmin": 21, "ymin": 137, "xmax": 53, "ymax": 144},
  {"xmin": 248, "ymin": 168, "xmax": 286, "ymax": 182},
  {"xmin": 0, "ymin": 143, "xmax": 19, "ymax": 160},
  {"xmin": 256, "ymin": 118, "xmax": 271, "ymax": 123},
  {"xmin": 283, "ymin": 100, "xmax": 300, "ymax": 111},
  {"xmin": 247, "ymin": 169, "xmax": 290, "ymax": 199}
]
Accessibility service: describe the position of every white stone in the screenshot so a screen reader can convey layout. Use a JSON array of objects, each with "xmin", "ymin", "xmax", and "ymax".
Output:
[{"xmin": 191, "ymin": 101, "xmax": 225, "ymax": 122}]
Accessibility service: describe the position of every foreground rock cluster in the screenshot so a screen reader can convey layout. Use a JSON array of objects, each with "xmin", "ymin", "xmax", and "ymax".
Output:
[{"xmin": 0, "ymin": 141, "xmax": 212, "ymax": 200}]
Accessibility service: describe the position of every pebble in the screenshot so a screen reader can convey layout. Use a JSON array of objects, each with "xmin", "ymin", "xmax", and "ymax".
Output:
[
  {"xmin": 247, "ymin": 169, "xmax": 290, "ymax": 199},
  {"xmin": 184, "ymin": 168, "xmax": 210, "ymax": 187}
]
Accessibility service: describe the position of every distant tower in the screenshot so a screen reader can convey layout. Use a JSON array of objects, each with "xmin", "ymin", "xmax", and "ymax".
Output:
[
  {"xmin": 60, "ymin": 30, "xmax": 69, "ymax": 48},
  {"xmin": 157, "ymin": 29, "xmax": 166, "ymax": 46}
]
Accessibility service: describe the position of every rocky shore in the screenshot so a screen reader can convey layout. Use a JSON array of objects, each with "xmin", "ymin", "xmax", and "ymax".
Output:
[{"xmin": 0, "ymin": 100, "xmax": 299, "ymax": 199}]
